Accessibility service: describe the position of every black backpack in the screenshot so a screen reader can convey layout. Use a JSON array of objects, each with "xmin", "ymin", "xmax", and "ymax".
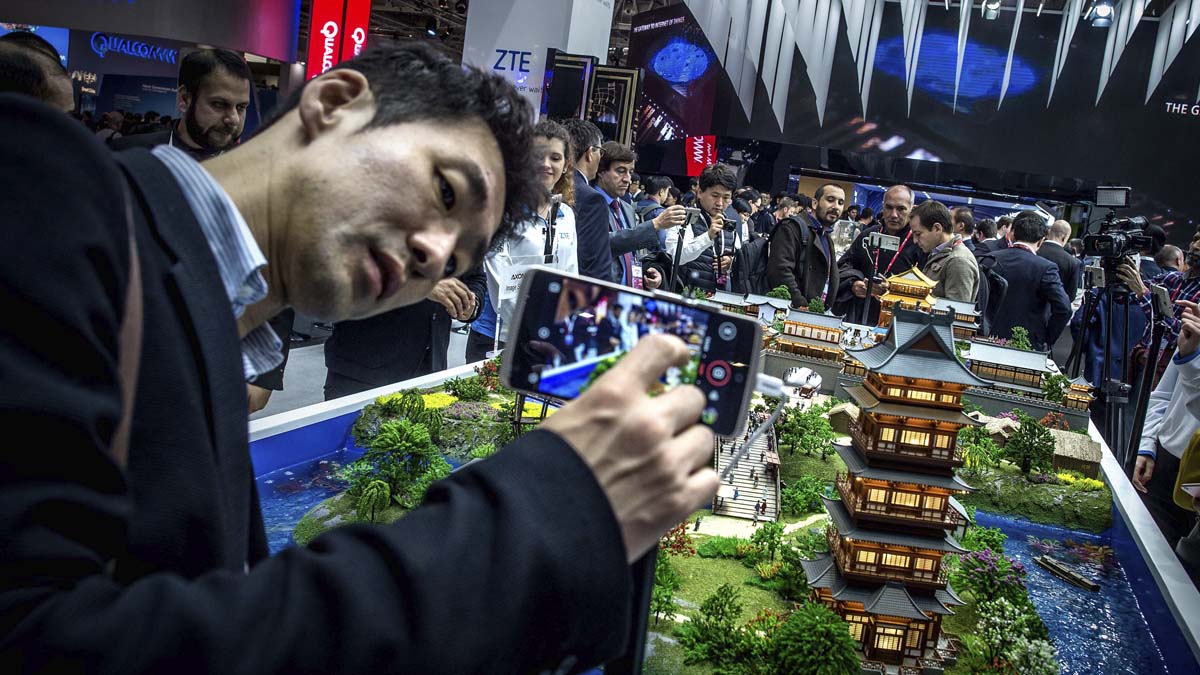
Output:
[{"xmin": 975, "ymin": 253, "xmax": 1008, "ymax": 337}]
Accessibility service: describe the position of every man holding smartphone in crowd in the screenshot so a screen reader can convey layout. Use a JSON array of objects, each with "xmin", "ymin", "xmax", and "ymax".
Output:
[
  {"xmin": 768, "ymin": 182, "xmax": 844, "ymax": 309},
  {"xmin": 0, "ymin": 42, "xmax": 718, "ymax": 673}
]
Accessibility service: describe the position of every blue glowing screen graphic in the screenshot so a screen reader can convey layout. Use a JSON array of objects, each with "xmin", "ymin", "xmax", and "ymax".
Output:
[
  {"xmin": 874, "ymin": 30, "xmax": 1038, "ymax": 105},
  {"xmin": 650, "ymin": 38, "xmax": 712, "ymax": 85}
]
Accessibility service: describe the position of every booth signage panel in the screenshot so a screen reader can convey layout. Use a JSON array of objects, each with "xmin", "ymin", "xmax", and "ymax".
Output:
[
  {"xmin": 685, "ymin": 135, "xmax": 716, "ymax": 176},
  {"xmin": 305, "ymin": 0, "xmax": 346, "ymax": 81},
  {"xmin": 340, "ymin": 0, "xmax": 372, "ymax": 62}
]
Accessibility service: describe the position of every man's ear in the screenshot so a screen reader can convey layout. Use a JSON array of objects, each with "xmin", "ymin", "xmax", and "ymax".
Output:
[
  {"xmin": 177, "ymin": 86, "xmax": 190, "ymax": 115},
  {"xmin": 297, "ymin": 68, "xmax": 374, "ymax": 140}
]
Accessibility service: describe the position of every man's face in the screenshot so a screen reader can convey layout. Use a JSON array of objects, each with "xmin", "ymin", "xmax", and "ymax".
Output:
[
  {"xmin": 881, "ymin": 187, "xmax": 913, "ymax": 234},
  {"xmin": 596, "ymin": 160, "xmax": 633, "ymax": 199},
  {"xmin": 813, "ymin": 187, "xmax": 845, "ymax": 226},
  {"xmin": 997, "ymin": 223, "xmax": 1012, "ymax": 240},
  {"xmin": 908, "ymin": 217, "xmax": 943, "ymax": 253},
  {"xmin": 697, "ymin": 186, "xmax": 733, "ymax": 216},
  {"xmin": 181, "ymin": 68, "xmax": 251, "ymax": 151},
  {"xmin": 281, "ymin": 117, "xmax": 505, "ymax": 322},
  {"xmin": 629, "ymin": 179, "xmax": 640, "ymax": 194}
]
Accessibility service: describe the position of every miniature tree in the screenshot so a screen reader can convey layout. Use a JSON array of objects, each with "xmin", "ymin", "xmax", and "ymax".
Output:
[
  {"xmin": 766, "ymin": 602, "xmax": 859, "ymax": 675},
  {"xmin": 779, "ymin": 404, "xmax": 835, "ymax": 458},
  {"xmin": 807, "ymin": 297, "xmax": 827, "ymax": 314},
  {"xmin": 1040, "ymin": 373, "xmax": 1070, "ymax": 404},
  {"xmin": 651, "ymin": 552, "xmax": 682, "ymax": 625},
  {"xmin": 781, "ymin": 476, "xmax": 824, "ymax": 515},
  {"xmin": 751, "ymin": 521, "xmax": 786, "ymax": 562},
  {"xmin": 1008, "ymin": 326, "xmax": 1033, "ymax": 351},
  {"xmin": 1004, "ymin": 410, "xmax": 1055, "ymax": 475},
  {"xmin": 364, "ymin": 418, "xmax": 452, "ymax": 508},
  {"xmin": 958, "ymin": 425, "xmax": 1001, "ymax": 476},
  {"xmin": 767, "ymin": 285, "xmax": 791, "ymax": 300},
  {"xmin": 356, "ymin": 479, "xmax": 391, "ymax": 523},
  {"xmin": 468, "ymin": 442, "xmax": 497, "ymax": 460},
  {"xmin": 446, "ymin": 376, "xmax": 490, "ymax": 402},
  {"xmin": 677, "ymin": 583, "xmax": 745, "ymax": 666},
  {"xmin": 660, "ymin": 521, "xmax": 697, "ymax": 557}
]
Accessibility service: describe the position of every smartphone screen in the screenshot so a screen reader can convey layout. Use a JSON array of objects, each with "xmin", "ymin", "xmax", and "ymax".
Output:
[{"xmin": 503, "ymin": 268, "xmax": 761, "ymax": 436}]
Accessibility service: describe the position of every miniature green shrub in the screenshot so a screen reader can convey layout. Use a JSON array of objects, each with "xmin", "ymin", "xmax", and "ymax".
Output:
[
  {"xmin": 766, "ymin": 602, "xmax": 859, "ymax": 675},
  {"xmin": 363, "ymin": 418, "xmax": 451, "ymax": 508},
  {"xmin": 651, "ymin": 552, "xmax": 681, "ymax": 626},
  {"xmin": 977, "ymin": 596, "xmax": 1053, "ymax": 667},
  {"xmin": 781, "ymin": 476, "xmax": 825, "ymax": 515},
  {"xmin": 767, "ymin": 285, "xmax": 791, "ymax": 300},
  {"xmin": 356, "ymin": 480, "xmax": 391, "ymax": 523},
  {"xmin": 750, "ymin": 521, "xmax": 786, "ymax": 562},
  {"xmin": 468, "ymin": 442, "xmax": 497, "ymax": 460},
  {"xmin": 677, "ymin": 583, "xmax": 746, "ymax": 666},
  {"xmin": 958, "ymin": 425, "xmax": 1002, "ymax": 476},
  {"xmin": 806, "ymin": 298, "xmax": 826, "ymax": 314},
  {"xmin": 960, "ymin": 525, "xmax": 1007, "ymax": 554},
  {"xmin": 1007, "ymin": 636, "xmax": 1059, "ymax": 675},
  {"xmin": 445, "ymin": 376, "xmax": 490, "ymax": 402},
  {"xmin": 949, "ymin": 548, "xmax": 1028, "ymax": 605},
  {"xmin": 696, "ymin": 536, "xmax": 748, "ymax": 560},
  {"xmin": 1004, "ymin": 411, "xmax": 1056, "ymax": 475},
  {"xmin": 1041, "ymin": 373, "xmax": 1071, "ymax": 403},
  {"xmin": 1008, "ymin": 326, "xmax": 1033, "ymax": 351},
  {"xmin": 777, "ymin": 405, "xmax": 834, "ymax": 458}
]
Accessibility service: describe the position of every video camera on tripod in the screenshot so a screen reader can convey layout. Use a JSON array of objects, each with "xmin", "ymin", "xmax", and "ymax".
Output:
[{"xmin": 1081, "ymin": 187, "xmax": 1151, "ymax": 294}]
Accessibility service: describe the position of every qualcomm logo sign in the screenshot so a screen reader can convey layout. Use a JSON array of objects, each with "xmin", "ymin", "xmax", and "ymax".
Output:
[
  {"xmin": 320, "ymin": 21, "xmax": 340, "ymax": 72},
  {"xmin": 90, "ymin": 32, "xmax": 178, "ymax": 64},
  {"xmin": 349, "ymin": 27, "xmax": 367, "ymax": 57}
]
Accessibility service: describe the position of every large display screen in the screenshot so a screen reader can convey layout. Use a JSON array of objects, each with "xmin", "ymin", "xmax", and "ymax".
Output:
[
  {"xmin": 656, "ymin": 2, "xmax": 1200, "ymax": 227},
  {"xmin": 627, "ymin": 4, "xmax": 719, "ymax": 143}
]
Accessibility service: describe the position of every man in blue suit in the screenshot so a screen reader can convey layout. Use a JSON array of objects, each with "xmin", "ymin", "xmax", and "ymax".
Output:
[
  {"xmin": 989, "ymin": 211, "xmax": 1072, "ymax": 350},
  {"xmin": 562, "ymin": 118, "xmax": 615, "ymax": 281}
]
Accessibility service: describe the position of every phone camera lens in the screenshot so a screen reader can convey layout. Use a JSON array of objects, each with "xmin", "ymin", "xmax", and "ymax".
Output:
[{"xmin": 718, "ymin": 322, "xmax": 737, "ymax": 341}]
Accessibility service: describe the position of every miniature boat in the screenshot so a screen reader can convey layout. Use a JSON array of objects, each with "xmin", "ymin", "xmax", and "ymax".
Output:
[{"xmin": 1035, "ymin": 555, "xmax": 1100, "ymax": 592}]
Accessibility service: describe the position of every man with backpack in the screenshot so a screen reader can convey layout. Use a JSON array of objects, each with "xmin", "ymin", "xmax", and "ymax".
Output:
[
  {"xmin": 831, "ymin": 184, "xmax": 925, "ymax": 323},
  {"xmin": 767, "ymin": 183, "xmax": 843, "ymax": 310}
]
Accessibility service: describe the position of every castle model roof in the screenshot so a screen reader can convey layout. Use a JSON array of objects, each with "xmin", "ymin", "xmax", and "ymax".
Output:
[{"xmin": 846, "ymin": 309, "xmax": 990, "ymax": 387}]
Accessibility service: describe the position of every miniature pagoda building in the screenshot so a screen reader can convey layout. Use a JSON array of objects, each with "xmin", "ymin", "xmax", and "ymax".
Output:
[
  {"xmin": 962, "ymin": 341, "xmax": 1055, "ymax": 399},
  {"xmin": 878, "ymin": 267, "xmax": 938, "ymax": 328},
  {"xmin": 707, "ymin": 290, "xmax": 791, "ymax": 324},
  {"xmin": 931, "ymin": 297, "xmax": 980, "ymax": 339},
  {"xmin": 1064, "ymin": 375, "xmax": 1094, "ymax": 411},
  {"xmin": 804, "ymin": 309, "xmax": 983, "ymax": 667},
  {"xmin": 774, "ymin": 309, "xmax": 845, "ymax": 362}
]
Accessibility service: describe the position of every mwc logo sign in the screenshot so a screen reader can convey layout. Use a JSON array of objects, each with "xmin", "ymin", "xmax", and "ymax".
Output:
[
  {"xmin": 685, "ymin": 135, "xmax": 716, "ymax": 177},
  {"xmin": 305, "ymin": 0, "xmax": 372, "ymax": 80}
]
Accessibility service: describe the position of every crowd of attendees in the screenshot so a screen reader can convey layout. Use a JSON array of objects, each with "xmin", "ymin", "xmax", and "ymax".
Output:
[{"xmin": 1, "ymin": 23, "xmax": 1196, "ymax": 668}]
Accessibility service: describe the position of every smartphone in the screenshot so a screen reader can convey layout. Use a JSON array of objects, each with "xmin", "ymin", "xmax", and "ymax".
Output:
[
  {"xmin": 1181, "ymin": 483, "xmax": 1200, "ymax": 498},
  {"xmin": 502, "ymin": 267, "xmax": 762, "ymax": 436}
]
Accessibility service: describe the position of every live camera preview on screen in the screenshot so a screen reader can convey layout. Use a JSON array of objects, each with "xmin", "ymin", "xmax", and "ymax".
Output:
[{"xmin": 509, "ymin": 274, "xmax": 758, "ymax": 433}]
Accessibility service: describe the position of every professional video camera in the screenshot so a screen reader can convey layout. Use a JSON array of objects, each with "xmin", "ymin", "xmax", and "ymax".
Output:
[{"xmin": 1081, "ymin": 187, "xmax": 1151, "ymax": 293}]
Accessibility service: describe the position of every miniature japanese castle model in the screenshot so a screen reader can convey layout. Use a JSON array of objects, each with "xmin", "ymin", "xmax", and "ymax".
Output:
[{"xmin": 803, "ymin": 309, "xmax": 983, "ymax": 668}]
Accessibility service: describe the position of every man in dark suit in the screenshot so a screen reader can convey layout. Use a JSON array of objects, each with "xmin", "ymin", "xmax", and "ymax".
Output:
[
  {"xmin": 768, "ymin": 182, "xmax": 843, "ymax": 310},
  {"xmin": 989, "ymin": 212, "xmax": 1072, "ymax": 350},
  {"xmin": 111, "ymin": 48, "xmax": 252, "ymax": 161},
  {"xmin": 975, "ymin": 216, "xmax": 1013, "ymax": 256},
  {"xmin": 0, "ymin": 42, "xmax": 718, "ymax": 672},
  {"xmin": 952, "ymin": 206, "xmax": 976, "ymax": 254},
  {"xmin": 323, "ymin": 267, "xmax": 486, "ymax": 399},
  {"xmin": 1038, "ymin": 219, "xmax": 1082, "ymax": 302},
  {"xmin": 594, "ymin": 141, "xmax": 686, "ymax": 287},
  {"xmin": 831, "ymin": 184, "xmax": 924, "ymax": 323},
  {"xmin": 562, "ymin": 118, "xmax": 614, "ymax": 281}
]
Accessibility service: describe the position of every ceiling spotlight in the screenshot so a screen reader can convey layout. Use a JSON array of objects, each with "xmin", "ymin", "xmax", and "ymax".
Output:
[
  {"xmin": 1090, "ymin": 0, "xmax": 1114, "ymax": 26},
  {"xmin": 623, "ymin": 0, "xmax": 635, "ymax": 16},
  {"xmin": 438, "ymin": 0, "xmax": 448, "ymax": 8},
  {"xmin": 982, "ymin": 0, "xmax": 1001, "ymax": 20},
  {"xmin": 455, "ymin": 0, "xmax": 468, "ymax": 13},
  {"xmin": 425, "ymin": 17, "xmax": 438, "ymax": 37}
]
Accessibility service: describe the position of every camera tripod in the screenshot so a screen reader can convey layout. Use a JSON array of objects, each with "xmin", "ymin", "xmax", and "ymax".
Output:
[{"xmin": 1064, "ymin": 276, "xmax": 1168, "ymax": 477}]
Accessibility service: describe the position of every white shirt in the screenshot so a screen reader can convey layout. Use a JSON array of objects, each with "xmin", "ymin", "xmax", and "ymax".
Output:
[
  {"xmin": 484, "ymin": 203, "xmax": 578, "ymax": 341},
  {"xmin": 663, "ymin": 221, "xmax": 716, "ymax": 265},
  {"xmin": 1139, "ymin": 352, "xmax": 1200, "ymax": 460}
]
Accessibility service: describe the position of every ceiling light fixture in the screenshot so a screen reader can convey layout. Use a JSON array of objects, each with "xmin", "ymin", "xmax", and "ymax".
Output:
[
  {"xmin": 425, "ymin": 16, "xmax": 438, "ymax": 37},
  {"xmin": 1091, "ymin": 0, "xmax": 1114, "ymax": 26},
  {"xmin": 982, "ymin": 0, "xmax": 1002, "ymax": 20}
]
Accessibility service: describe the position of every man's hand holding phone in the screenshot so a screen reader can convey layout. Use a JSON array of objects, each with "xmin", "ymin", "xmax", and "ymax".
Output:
[
  {"xmin": 652, "ymin": 205, "xmax": 688, "ymax": 231},
  {"xmin": 707, "ymin": 211, "xmax": 725, "ymax": 239},
  {"xmin": 541, "ymin": 334, "xmax": 719, "ymax": 562}
]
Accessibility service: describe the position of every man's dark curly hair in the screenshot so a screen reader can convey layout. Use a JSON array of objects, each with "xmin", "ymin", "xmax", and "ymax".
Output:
[{"xmin": 269, "ymin": 41, "xmax": 539, "ymax": 245}]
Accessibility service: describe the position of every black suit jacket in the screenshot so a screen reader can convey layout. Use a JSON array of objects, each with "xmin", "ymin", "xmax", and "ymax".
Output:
[
  {"xmin": 989, "ymin": 245, "xmax": 1072, "ymax": 350},
  {"xmin": 324, "ymin": 266, "xmax": 485, "ymax": 385},
  {"xmin": 1038, "ymin": 241, "xmax": 1082, "ymax": 301},
  {"xmin": 766, "ymin": 215, "xmax": 839, "ymax": 309},
  {"xmin": 573, "ymin": 171, "xmax": 615, "ymax": 281},
  {"xmin": 974, "ymin": 237, "xmax": 1009, "ymax": 256},
  {"xmin": 0, "ymin": 96, "xmax": 631, "ymax": 673}
]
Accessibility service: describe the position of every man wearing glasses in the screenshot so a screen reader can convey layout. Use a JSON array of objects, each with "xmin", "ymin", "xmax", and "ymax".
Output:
[{"xmin": 562, "ymin": 119, "xmax": 616, "ymax": 281}]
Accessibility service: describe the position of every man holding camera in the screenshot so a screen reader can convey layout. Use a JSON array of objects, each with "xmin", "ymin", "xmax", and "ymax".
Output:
[
  {"xmin": 677, "ymin": 164, "xmax": 740, "ymax": 292},
  {"xmin": 832, "ymin": 184, "xmax": 924, "ymax": 322},
  {"xmin": 0, "ymin": 43, "xmax": 719, "ymax": 673},
  {"xmin": 768, "ymin": 183, "xmax": 844, "ymax": 310},
  {"xmin": 593, "ymin": 141, "xmax": 688, "ymax": 288}
]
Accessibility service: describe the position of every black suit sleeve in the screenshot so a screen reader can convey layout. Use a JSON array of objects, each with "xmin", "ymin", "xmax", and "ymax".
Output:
[
  {"xmin": 573, "ymin": 188, "xmax": 615, "ymax": 282},
  {"xmin": 0, "ymin": 98, "xmax": 633, "ymax": 674},
  {"xmin": 1041, "ymin": 264, "xmax": 1072, "ymax": 347}
]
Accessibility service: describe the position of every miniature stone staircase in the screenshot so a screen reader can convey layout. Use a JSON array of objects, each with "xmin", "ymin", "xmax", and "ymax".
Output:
[{"xmin": 711, "ymin": 430, "xmax": 780, "ymax": 523}]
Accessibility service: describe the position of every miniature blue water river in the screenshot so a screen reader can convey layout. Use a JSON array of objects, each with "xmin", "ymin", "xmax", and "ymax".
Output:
[{"xmin": 975, "ymin": 511, "xmax": 1193, "ymax": 675}]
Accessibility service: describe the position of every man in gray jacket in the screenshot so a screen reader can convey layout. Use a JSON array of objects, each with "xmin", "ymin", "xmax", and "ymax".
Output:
[{"xmin": 910, "ymin": 200, "xmax": 979, "ymax": 303}]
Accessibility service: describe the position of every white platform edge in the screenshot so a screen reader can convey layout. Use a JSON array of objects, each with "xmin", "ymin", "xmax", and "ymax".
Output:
[
  {"xmin": 248, "ymin": 361, "xmax": 484, "ymax": 443},
  {"xmin": 1094, "ymin": 420, "xmax": 1200, "ymax": 664}
]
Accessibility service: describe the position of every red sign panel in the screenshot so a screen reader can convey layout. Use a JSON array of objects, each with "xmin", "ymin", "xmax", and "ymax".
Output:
[
  {"xmin": 340, "ymin": 0, "xmax": 372, "ymax": 62},
  {"xmin": 305, "ymin": 0, "xmax": 346, "ymax": 81},
  {"xmin": 685, "ymin": 135, "xmax": 717, "ymax": 177}
]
